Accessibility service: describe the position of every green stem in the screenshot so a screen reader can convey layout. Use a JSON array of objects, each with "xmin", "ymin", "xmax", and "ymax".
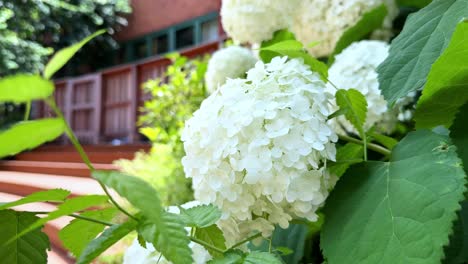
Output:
[
  {"xmin": 190, "ymin": 236, "xmax": 225, "ymax": 254},
  {"xmin": 229, "ymin": 232, "xmax": 262, "ymax": 250},
  {"xmin": 46, "ymin": 97, "xmax": 137, "ymax": 221},
  {"xmin": 363, "ymin": 134, "xmax": 368, "ymax": 161},
  {"xmin": 24, "ymin": 101, "xmax": 31, "ymax": 121},
  {"xmin": 35, "ymin": 211, "xmax": 113, "ymax": 226},
  {"xmin": 339, "ymin": 134, "xmax": 391, "ymax": 157}
]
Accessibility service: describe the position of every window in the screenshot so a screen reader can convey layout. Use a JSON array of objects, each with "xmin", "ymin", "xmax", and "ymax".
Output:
[
  {"xmin": 201, "ymin": 19, "xmax": 219, "ymax": 43},
  {"xmin": 152, "ymin": 34, "xmax": 169, "ymax": 55},
  {"xmin": 175, "ymin": 26, "xmax": 194, "ymax": 49},
  {"xmin": 134, "ymin": 40, "xmax": 147, "ymax": 59}
]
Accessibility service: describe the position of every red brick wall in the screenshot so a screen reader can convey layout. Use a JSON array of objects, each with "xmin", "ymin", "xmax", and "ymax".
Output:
[{"xmin": 116, "ymin": 0, "xmax": 221, "ymax": 41}]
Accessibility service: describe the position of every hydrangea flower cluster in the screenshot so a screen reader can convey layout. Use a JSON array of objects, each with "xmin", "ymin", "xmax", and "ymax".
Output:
[
  {"xmin": 182, "ymin": 57, "xmax": 338, "ymax": 245},
  {"xmin": 123, "ymin": 201, "xmax": 212, "ymax": 264},
  {"xmin": 291, "ymin": 0, "xmax": 398, "ymax": 57},
  {"xmin": 327, "ymin": 40, "xmax": 389, "ymax": 133},
  {"xmin": 220, "ymin": 0, "xmax": 299, "ymax": 44},
  {"xmin": 205, "ymin": 46, "xmax": 257, "ymax": 94}
]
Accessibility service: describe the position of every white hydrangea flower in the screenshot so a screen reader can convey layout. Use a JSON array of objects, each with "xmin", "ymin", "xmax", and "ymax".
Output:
[
  {"xmin": 182, "ymin": 57, "xmax": 338, "ymax": 245},
  {"xmin": 327, "ymin": 40, "xmax": 389, "ymax": 134},
  {"xmin": 221, "ymin": 0, "xmax": 300, "ymax": 44},
  {"xmin": 123, "ymin": 201, "xmax": 212, "ymax": 264},
  {"xmin": 205, "ymin": 46, "xmax": 257, "ymax": 93},
  {"xmin": 291, "ymin": 0, "xmax": 398, "ymax": 57}
]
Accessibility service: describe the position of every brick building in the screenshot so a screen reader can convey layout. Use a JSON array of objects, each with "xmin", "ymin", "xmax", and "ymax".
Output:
[{"xmin": 39, "ymin": 0, "xmax": 225, "ymax": 145}]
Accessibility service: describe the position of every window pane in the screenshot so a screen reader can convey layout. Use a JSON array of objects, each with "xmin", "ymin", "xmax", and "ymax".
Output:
[
  {"xmin": 201, "ymin": 19, "xmax": 219, "ymax": 43},
  {"xmin": 134, "ymin": 40, "xmax": 147, "ymax": 59},
  {"xmin": 175, "ymin": 26, "xmax": 194, "ymax": 49},
  {"xmin": 152, "ymin": 35, "xmax": 169, "ymax": 55}
]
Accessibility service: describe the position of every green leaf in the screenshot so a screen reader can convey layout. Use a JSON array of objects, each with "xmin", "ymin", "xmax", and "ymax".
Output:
[
  {"xmin": 335, "ymin": 89, "xmax": 368, "ymax": 137},
  {"xmin": 377, "ymin": 0, "xmax": 468, "ymax": 104},
  {"xmin": 59, "ymin": 208, "xmax": 117, "ymax": 257},
  {"xmin": 443, "ymin": 200, "xmax": 468, "ymax": 264},
  {"xmin": 276, "ymin": 247, "xmax": 293, "ymax": 256},
  {"xmin": 260, "ymin": 40, "xmax": 328, "ymax": 82},
  {"xmin": 179, "ymin": 204, "xmax": 222, "ymax": 228},
  {"xmin": 0, "ymin": 75, "xmax": 54, "ymax": 103},
  {"xmin": 14, "ymin": 195, "xmax": 108, "ymax": 241},
  {"xmin": 195, "ymin": 224, "xmax": 226, "ymax": 257},
  {"xmin": 397, "ymin": 0, "xmax": 432, "ymax": 8},
  {"xmin": 329, "ymin": 4, "xmax": 388, "ymax": 64},
  {"xmin": 137, "ymin": 213, "xmax": 192, "ymax": 264},
  {"xmin": 321, "ymin": 130, "xmax": 467, "ymax": 264},
  {"xmin": 0, "ymin": 118, "xmax": 65, "ymax": 158},
  {"xmin": 208, "ymin": 250, "xmax": 244, "ymax": 264},
  {"xmin": 77, "ymin": 220, "xmax": 137, "ymax": 264},
  {"xmin": 0, "ymin": 210, "xmax": 49, "ymax": 264},
  {"xmin": 0, "ymin": 189, "xmax": 70, "ymax": 210},
  {"xmin": 260, "ymin": 29, "xmax": 296, "ymax": 63},
  {"xmin": 92, "ymin": 171, "xmax": 192, "ymax": 264},
  {"xmin": 368, "ymin": 132, "xmax": 399, "ymax": 150},
  {"xmin": 451, "ymin": 102, "xmax": 468, "ymax": 174},
  {"xmin": 43, "ymin": 30, "xmax": 105, "ymax": 79},
  {"xmin": 328, "ymin": 143, "xmax": 364, "ymax": 177},
  {"xmin": 244, "ymin": 252, "xmax": 282, "ymax": 264},
  {"xmin": 414, "ymin": 21, "xmax": 468, "ymax": 128}
]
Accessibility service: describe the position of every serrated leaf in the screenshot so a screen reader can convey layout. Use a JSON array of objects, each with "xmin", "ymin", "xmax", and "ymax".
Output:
[
  {"xmin": 0, "ymin": 118, "xmax": 65, "ymax": 158},
  {"xmin": 329, "ymin": 4, "xmax": 388, "ymax": 64},
  {"xmin": 328, "ymin": 143, "xmax": 364, "ymax": 177},
  {"xmin": 260, "ymin": 30, "xmax": 296, "ymax": 63},
  {"xmin": 77, "ymin": 220, "xmax": 137, "ymax": 264},
  {"xmin": 195, "ymin": 224, "xmax": 226, "ymax": 257},
  {"xmin": 244, "ymin": 252, "xmax": 282, "ymax": 264},
  {"xmin": 14, "ymin": 195, "xmax": 108, "ymax": 242},
  {"xmin": 377, "ymin": 0, "xmax": 468, "ymax": 104},
  {"xmin": 397, "ymin": 0, "xmax": 432, "ymax": 8},
  {"xmin": 0, "ymin": 210, "xmax": 49, "ymax": 264},
  {"xmin": 0, "ymin": 75, "xmax": 54, "ymax": 103},
  {"xmin": 59, "ymin": 208, "xmax": 117, "ymax": 257},
  {"xmin": 321, "ymin": 130, "xmax": 467, "ymax": 264},
  {"xmin": 443, "ymin": 200, "xmax": 468, "ymax": 264},
  {"xmin": 92, "ymin": 171, "xmax": 192, "ymax": 264},
  {"xmin": 0, "ymin": 189, "xmax": 70, "ymax": 210},
  {"xmin": 43, "ymin": 30, "xmax": 105, "ymax": 79},
  {"xmin": 260, "ymin": 40, "xmax": 328, "ymax": 82},
  {"xmin": 414, "ymin": 21, "xmax": 468, "ymax": 128},
  {"xmin": 335, "ymin": 89, "xmax": 367, "ymax": 138},
  {"xmin": 208, "ymin": 250, "xmax": 244, "ymax": 264},
  {"xmin": 179, "ymin": 204, "xmax": 222, "ymax": 228},
  {"xmin": 137, "ymin": 213, "xmax": 192, "ymax": 264}
]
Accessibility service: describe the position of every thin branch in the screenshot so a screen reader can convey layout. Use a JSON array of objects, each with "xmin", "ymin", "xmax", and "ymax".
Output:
[
  {"xmin": 46, "ymin": 97, "xmax": 137, "ymax": 221},
  {"xmin": 339, "ymin": 134, "xmax": 391, "ymax": 157},
  {"xmin": 229, "ymin": 232, "xmax": 262, "ymax": 250},
  {"xmin": 34, "ymin": 211, "xmax": 113, "ymax": 226},
  {"xmin": 190, "ymin": 236, "xmax": 225, "ymax": 254}
]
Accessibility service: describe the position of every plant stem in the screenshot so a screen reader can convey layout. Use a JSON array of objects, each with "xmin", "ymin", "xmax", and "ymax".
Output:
[
  {"xmin": 24, "ymin": 101, "xmax": 31, "ymax": 121},
  {"xmin": 46, "ymin": 97, "xmax": 137, "ymax": 221},
  {"xmin": 190, "ymin": 236, "xmax": 225, "ymax": 254},
  {"xmin": 229, "ymin": 232, "xmax": 262, "ymax": 250},
  {"xmin": 339, "ymin": 134, "xmax": 391, "ymax": 157},
  {"xmin": 34, "ymin": 211, "xmax": 113, "ymax": 226}
]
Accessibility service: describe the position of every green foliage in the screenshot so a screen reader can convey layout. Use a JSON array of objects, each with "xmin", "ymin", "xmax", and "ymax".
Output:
[
  {"xmin": 443, "ymin": 200, "xmax": 468, "ymax": 264},
  {"xmin": 209, "ymin": 250, "xmax": 244, "ymax": 264},
  {"xmin": 0, "ymin": 118, "xmax": 65, "ymax": 158},
  {"xmin": 15, "ymin": 195, "xmax": 109, "ymax": 241},
  {"xmin": 377, "ymin": 0, "xmax": 468, "ymax": 104},
  {"xmin": 368, "ymin": 132, "xmax": 399, "ymax": 150},
  {"xmin": 321, "ymin": 130, "xmax": 467, "ymax": 264},
  {"xmin": 43, "ymin": 30, "xmax": 106, "ymax": 79},
  {"xmin": 137, "ymin": 213, "xmax": 192, "ymax": 264},
  {"xmin": 335, "ymin": 89, "xmax": 368, "ymax": 137},
  {"xmin": 414, "ymin": 21, "xmax": 468, "ymax": 128},
  {"xmin": 179, "ymin": 204, "xmax": 222, "ymax": 228},
  {"xmin": 77, "ymin": 220, "xmax": 138, "ymax": 264},
  {"xmin": 209, "ymin": 250, "xmax": 282, "ymax": 264},
  {"xmin": 259, "ymin": 29, "xmax": 297, "ymax": 63},
  {"xmin": 0, "ymin": 75, "xmax": 54, "ymax": 102},
  {"xmin": 0, "ymin": 189, "xmax": 70, "ymax": 210},
  {"xmin": 195, "ymin": 225, "xmax": 227, "ymax": 257},
  {"xmin": 0, "ymin": 210, "xmax": 49, "ymax": 264},
  {"xmin": 328, "ymin": 143, "xmax": 364, "ymax": 177},
  {"xmin": 451, "ymin": 102, "xmax": 468, "ymax": 173},
  {"xmin": 329, "ymin": 4, "xmax": 388, "ymax": 64},
  {"xmin": 59, "ymin": 208, "xmax": 118, "ymax": 257},
  {"xmin": 260, "ymin": 39, "xmax": 329, "ymax": 82},
  {"xmin": 397, "ymin": 0, "xmax": 432, "ymax": 8}
]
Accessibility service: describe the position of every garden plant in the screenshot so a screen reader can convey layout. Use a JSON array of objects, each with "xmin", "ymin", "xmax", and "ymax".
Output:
[{"xmin": 0, "ymin": 0, "xmax": 467, "ymax": 263}]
